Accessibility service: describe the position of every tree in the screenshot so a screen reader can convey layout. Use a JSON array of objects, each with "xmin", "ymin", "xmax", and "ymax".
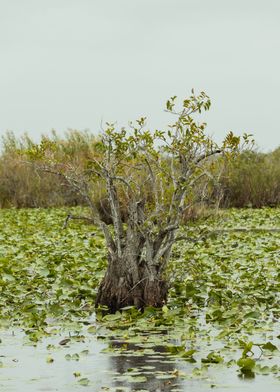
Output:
[{"xmin": 26, "ymin": 91, "xmax": 250, "ymax": 312}]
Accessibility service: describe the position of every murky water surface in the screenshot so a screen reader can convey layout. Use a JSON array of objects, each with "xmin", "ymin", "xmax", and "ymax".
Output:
[{"xmin": 1, "ymin": 327, "xmax": 280, "ymax": 392}]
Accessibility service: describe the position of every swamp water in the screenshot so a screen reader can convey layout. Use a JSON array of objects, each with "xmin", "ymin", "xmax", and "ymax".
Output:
[{"xmin": 1, "ymin": 322, "xmax": 280, "ymax": 392}]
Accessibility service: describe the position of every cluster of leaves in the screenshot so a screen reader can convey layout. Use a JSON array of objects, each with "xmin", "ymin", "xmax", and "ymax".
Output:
[
  {"xmin": 0, "ymin": 207, "xmax": 107, "ymax": 330},
  {"xmin": 168, "ymin": 208, "xmax": 280, "ymax": 319}
]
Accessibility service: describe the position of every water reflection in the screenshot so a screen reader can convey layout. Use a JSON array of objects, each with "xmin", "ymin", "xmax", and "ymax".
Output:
[
  {"xmin": 238, "ymin": 370, "xmax": 255, "ymax": 380},
  {"xmin": 109, "ymin": 340, "xmax": 183, "ymax": 391}
]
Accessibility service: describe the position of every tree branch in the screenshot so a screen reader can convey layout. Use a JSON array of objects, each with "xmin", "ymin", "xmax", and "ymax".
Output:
[
  {"xmin": 62, "ymin": 214, "xmax": 95, "ymax": 229},
  {"xmin": 195, "ymin": 149, "xmax": 221, "ymax": 164}
]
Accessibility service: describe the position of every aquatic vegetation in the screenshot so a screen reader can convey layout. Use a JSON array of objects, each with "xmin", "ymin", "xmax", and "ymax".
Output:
[{"xmin": 0, "ymin": 207, "xmax": 280, "ymax": 390}]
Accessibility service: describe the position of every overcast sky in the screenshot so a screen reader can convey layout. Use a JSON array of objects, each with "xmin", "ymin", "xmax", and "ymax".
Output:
[{"xmin": 0, "ymin": 0, "xmax": 279, "ymax": 151}]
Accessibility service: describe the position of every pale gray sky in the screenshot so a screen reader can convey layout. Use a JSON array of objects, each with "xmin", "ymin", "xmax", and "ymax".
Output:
[{"xmin": 0, "ymin": 0, "xmax": 279, "ymax": 150}]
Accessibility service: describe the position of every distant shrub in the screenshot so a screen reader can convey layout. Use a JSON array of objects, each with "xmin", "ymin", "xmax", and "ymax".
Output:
[
  {"xmin": 219, "ymin": 149, "xmax": 280, "ymax": 208},
  {"xmin": 0, "ymin": 131, "xmax": 89, "ymax": 208},
  {"xmin": 0, "ymin": 131, "xmax": 279, "ymax": 211}
]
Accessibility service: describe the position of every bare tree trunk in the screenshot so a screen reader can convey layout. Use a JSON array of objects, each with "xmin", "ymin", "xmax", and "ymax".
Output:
[{"xmin": 95, "ymin": 245, "xmax": 169, "ymax": 313}]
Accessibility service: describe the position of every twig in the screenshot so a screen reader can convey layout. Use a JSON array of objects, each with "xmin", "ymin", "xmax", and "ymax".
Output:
[
  {"xmin": 120, "ymin": 277, "xmax": 149, "ymax": 304},
  {"xmin": 62, "ymin": 214, "xmax": 95, "ymax": 229}
]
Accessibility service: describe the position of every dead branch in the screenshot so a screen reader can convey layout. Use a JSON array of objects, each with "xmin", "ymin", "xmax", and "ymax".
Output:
[{"xmin": 62, "ymin": 214, "xmax": 95, "ymax": 229}]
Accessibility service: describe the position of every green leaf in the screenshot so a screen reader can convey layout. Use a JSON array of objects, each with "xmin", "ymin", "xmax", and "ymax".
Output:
[
  {"xmin": 78, "ymin": 378, "xmax": 90, "ymax": 386},
  {"xmin": 262, "ymin": 342, "xmax": 278, "ymax": 351},
  {"xmin": 162, "ymin": 305, "xmax": 169, "ymax": 314},
  {"xmin": 181, "ymin": 349, "xmax": 196, "ymax": 358},
  {"xmin": 244, "ymin": 311, "xmax": 261, "ymax": 319},
  {"xmin": 87, "ymin": 326, "xmax": 96, "ymax": 334},
  {"xmin": 237, "ymin": 357, "xmax": 255, "ymax": 371},
  {"xmin": 201, "ymin": 352, "xmax": 224, "ymax": 364},
  {"xmin": 46, "ymin": 355, "xmax": 54, "ymax": 363}
]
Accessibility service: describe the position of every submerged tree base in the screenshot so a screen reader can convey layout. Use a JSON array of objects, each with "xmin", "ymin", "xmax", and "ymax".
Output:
[{"xmin": 95, "ymin": 274, "xmax": 169, "ymax": 313}]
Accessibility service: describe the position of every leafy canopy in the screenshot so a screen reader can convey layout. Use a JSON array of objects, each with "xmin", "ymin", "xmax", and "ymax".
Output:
[{"xmin": 23, "ymin": 91, "xmax": 252, "ymax": 232}]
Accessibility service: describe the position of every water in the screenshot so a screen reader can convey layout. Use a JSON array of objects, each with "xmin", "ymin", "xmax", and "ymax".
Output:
[{"xmin": 1, "ymin": 328, "xmax": 280, "ymax": 392}]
